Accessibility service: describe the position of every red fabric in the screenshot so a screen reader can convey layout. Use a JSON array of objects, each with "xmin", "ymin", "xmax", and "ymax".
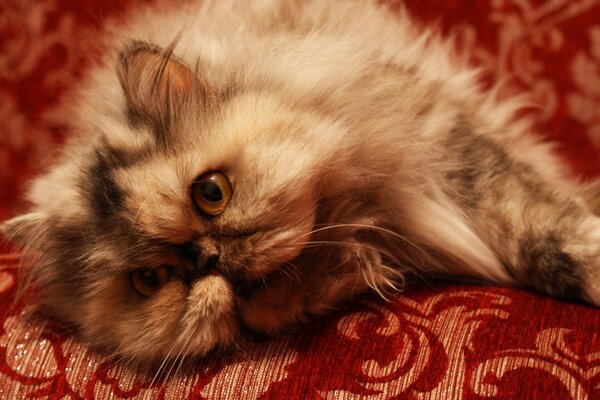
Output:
[{"xmin": 2, "ymin": 0, "xmax": 600, "ymax": 398}]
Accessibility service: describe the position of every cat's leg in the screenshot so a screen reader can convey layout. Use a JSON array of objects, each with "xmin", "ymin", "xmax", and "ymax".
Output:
[
  {"xmin": 496, "ymin": 203, "xmax": 600, "ymax": 302},
  {"xmin": 427, "ymin": 126, "xmax": 600, "ymax": 304}
]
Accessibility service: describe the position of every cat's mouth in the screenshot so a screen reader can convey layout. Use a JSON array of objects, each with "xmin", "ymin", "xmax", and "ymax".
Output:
[
  {"xmin": 221, "ymin": 258, "xmax": 301, "ymax": 301},
  {"xmin": 230, "ymin": 277, "xmax": 268, "ymax": 299}
]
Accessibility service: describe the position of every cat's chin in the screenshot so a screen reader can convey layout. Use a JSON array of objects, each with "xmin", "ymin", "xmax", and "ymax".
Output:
[{"xmin": 233, "ymin": 271, "xmax": 307, "ymax": 335}]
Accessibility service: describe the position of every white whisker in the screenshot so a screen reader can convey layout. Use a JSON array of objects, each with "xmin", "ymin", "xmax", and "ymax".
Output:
[
  {"xmin": 172, "ymin": 331, "xmax": 195, "ymax": 380},
  {"xmin": 149, "ymin": 335, "xmax": 180, "ymax": 389},
  {"xmin": 127, "ymin": 194, "xmax": 152, "ymax": 236},
  {"xmin": 306, "ymin": 222, "xmax": 426, "ymax": 255}
]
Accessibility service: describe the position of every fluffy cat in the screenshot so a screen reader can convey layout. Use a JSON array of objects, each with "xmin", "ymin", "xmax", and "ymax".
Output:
[{"xmin": 2, "ymin": 0, "xmax": 600, "ymax": 364}]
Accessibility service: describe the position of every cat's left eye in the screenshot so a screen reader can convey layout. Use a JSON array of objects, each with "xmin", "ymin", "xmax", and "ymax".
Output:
[
  {"xmin": 130, "ymin": 266, "xmax": 171, "ymax": 297},
  {"xmin": 191, "ymin": 171, "xmax": 233, "ymax": 217}
]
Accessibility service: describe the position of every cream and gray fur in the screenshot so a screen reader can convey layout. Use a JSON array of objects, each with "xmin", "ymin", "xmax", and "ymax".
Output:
[{"xmin": 3, "ymin": 0, "xmax": 600, "ymax": 364}]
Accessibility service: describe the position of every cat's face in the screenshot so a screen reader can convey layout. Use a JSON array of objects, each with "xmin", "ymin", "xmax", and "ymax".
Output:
[{"xmin": 1, "ymin": 42, "xmax": 378, "ymax": 362}]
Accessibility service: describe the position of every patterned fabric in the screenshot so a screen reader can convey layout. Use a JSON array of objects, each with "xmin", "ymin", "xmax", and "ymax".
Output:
[{"xmin": 1, "ymin": 0, "xmax": 600, "ymax": 398}]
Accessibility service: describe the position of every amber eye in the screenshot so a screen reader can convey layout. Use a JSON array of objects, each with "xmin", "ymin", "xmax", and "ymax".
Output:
[
  {"xmin": 191, "ymin": 171, "xmax": 232, "ymax": 217},
  {"xmin": 130, "ymin": 266, "xmax": 171, "ymax": 297}
]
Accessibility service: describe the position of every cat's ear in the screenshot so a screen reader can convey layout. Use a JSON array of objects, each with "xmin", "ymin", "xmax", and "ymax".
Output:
[
  {"xmin": 117, "ymin": 41, "xmax": 209, "ymax": 133},
  {"xmin": 0, "ymin": 212, "xmax": 47, "ymax": 248}
]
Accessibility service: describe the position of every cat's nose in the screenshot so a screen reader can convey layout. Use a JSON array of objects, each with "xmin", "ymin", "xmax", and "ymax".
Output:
[
  {"xmin": 201, "ymin": 252, "xmax": 220, "ymax": 272},
  {"xmin": 195, "ymin": 236, "xmax": 221, "ymax": 274}
]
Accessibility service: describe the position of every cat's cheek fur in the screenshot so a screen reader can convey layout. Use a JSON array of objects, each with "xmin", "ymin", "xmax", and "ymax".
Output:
[
  {"xmin": 0, "ymin": 213, "xmax": 48, "ymax": 247},
  {"xmin": 78, "ymin": 279, "xmax": 186, "ymax": 359}
]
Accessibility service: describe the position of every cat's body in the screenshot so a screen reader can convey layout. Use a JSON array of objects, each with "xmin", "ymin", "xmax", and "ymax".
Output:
[{"xmin": 2, "ymin": 0, "xmax": 600, "ymax": 363}]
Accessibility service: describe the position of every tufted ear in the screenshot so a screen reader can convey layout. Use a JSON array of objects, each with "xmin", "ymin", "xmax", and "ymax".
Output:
[
  {"xmin": 0, "ymin": 212, "xmax": 47, "ymax": 248},
  {"xmin": 117, "ymin": 41, "xmax": 209, "ymax": 136}
]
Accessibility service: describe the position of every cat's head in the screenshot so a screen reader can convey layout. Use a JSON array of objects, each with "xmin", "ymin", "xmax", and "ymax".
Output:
[{"xmin": 1, "ymin": 42, "xmax": 399, "ymax": 363}]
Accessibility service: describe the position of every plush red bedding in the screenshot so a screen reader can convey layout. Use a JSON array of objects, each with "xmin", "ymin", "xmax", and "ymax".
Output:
[{"xmin": 1, "ymin": 0, "xmax": 600, "ymax": 398}]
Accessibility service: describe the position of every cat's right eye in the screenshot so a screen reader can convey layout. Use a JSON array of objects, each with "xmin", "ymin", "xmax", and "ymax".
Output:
[{"xmin": 130, "ymin": 266, "xmax": 171, "ymax": 297}]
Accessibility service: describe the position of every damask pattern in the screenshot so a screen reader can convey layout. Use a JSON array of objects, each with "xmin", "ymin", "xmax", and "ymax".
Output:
[
  {"xmin": 568, "ymin": 26, "xmax": 600, "ymax": 147},
  {"xmin": 1, "ymin": 0, "xmax": 600, "ymax": 398}
]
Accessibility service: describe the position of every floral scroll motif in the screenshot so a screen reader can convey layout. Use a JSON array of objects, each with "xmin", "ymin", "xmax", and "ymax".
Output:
[
  {"xmin": 320, "ymin": 290, "xmax": 511, "ymax": 399},
  {"xmin": 567, "ymin": 26, "xmax": 600, "ymax": 147},
  {"xmin": 0, "ymin": 0, "xmax": 76, "ymax": 82},
  {"xmin": 471, "ymin": 328, "xmax": 600, "ymax": 400},
  {"xmin": 198, "ymin": 337, "xmax": 298, "ymax": 400},
  {"xmin": 0, "ymin": 0, "xmax": 109, "ymax": 207},
  {"xmin": 456, "ymin": 0, "xmax": 597, "ymax": 121}
]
